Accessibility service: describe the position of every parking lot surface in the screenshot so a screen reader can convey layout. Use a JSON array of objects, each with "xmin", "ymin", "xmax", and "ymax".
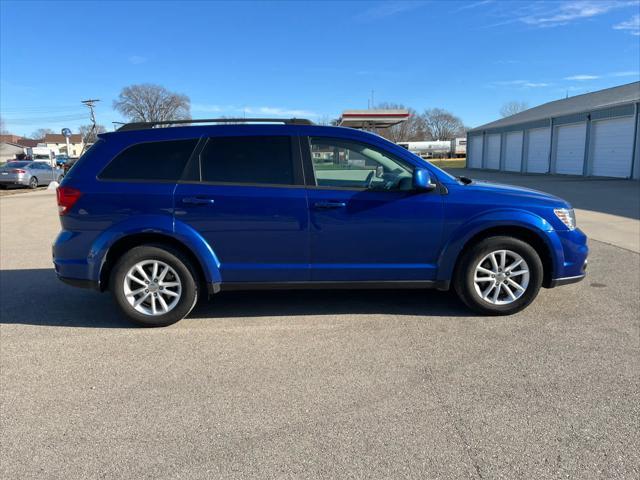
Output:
[{"xmin": 1, "ymin": 188, "xmax": 639, "ymax": 479}]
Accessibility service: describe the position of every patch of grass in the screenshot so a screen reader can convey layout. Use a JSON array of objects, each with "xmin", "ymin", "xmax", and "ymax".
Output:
[{"xmin": 428, "ymin": 158, "xmax": 466, "ymax": 169}]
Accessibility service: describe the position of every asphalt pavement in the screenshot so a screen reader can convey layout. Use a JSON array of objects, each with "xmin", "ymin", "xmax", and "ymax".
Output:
[{"xmin": 1, "ymin": 187, "xmax": 638, "ymax": 479}]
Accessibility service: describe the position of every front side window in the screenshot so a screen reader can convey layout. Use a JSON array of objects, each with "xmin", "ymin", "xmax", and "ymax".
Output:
[
  {"xmin": 199, "ymin": 136, "xmax": 293, "ymax": 185},
  {"xmin": 99, "ymin": 139, "xmax": 198, "ymax": 181},
  {"xmin": 309, "ymin": 137, "xmax": 413, "ymax": 191}
]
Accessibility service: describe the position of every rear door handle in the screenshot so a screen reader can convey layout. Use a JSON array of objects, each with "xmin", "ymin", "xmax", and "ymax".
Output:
[
  {"xmin": 313, "ymin": 201, "xmax": 347, "ymax": 210},
  {"xmin": 181, "ymin": 197, "xmax": 215, "ymax": 205}
]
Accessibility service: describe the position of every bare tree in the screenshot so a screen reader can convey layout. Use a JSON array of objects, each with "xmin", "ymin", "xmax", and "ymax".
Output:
[
  {"xmin": 113, "ymin": 84, "xmax": 191, "ymax": 124},
  {"xmin": 79, "ymin": 124, "xmax": 107, "ymax": 144},
  {"xmin": 500, "ymin": 101, "xmax": 528, "ymax": 118},
  {"xmin": 374, "ymin": 103, "xmax": 426, "ymax": 142},
  {"xmin": 31, "ymin": 128, "xmax": 54, "ymax": 140},
  {"xmin": 316, "ymin": 115, "xmax": 336, "ymax": 126},
  {"xmin": 422, "ymin": 108, "xmax": 465, "ymax": 140}
]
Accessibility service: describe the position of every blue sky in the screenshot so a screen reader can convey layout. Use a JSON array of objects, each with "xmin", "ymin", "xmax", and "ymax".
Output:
[{"xmin": 1, "ymin": 0, "xmax": 639, "ymax": 137}]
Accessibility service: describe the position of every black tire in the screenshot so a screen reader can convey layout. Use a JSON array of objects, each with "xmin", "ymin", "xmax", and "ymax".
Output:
[
  {"xmin": 454, "ymin": 236, "xmax": 543, "ymax": 315},
  {"xmin": 110, "ymin": 245, "xmax": 199, "ymax": 327},
  {"xmin": 29, "ymin": 177, "xmax": 38, "ymax": 189}
]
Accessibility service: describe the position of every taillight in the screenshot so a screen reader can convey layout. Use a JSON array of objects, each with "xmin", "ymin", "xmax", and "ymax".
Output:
[
  {"xmin": 56, "ymin": 186, "xmax": 82, "ymax": 215},
  {"xmin": 10, "ymin": 169, "xmax": 26, "ymax": 174}
]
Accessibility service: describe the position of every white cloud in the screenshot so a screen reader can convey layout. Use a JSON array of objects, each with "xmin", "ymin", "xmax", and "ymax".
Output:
[
  {"xmin": 611, "ymin": 70, "xmax": 640, "ymax": 77},
  {"xmin": 191, "ymin": 104, "xmax": 318, "ymax": 118},
  {"xmin": 613, "ymin": 13, "xmax": 640, "ymax": 35},
  {"xmin": 355, "ymin": 1, "xmax": 423, "ymax": 21},
  {"xmin": 191, "ymin": 104, "xmax": 226, "ymax": 113},
  {"xmin": 520, "ymin": 1, "xmax": 637, "ymax": 28},
  {"xmin": 491, "ymin": 80, "xmax": 550, "ymax": 88},
  {"xmin": 128, "ymin": 55, "xmax": 147, "ymax": 65},
  {"xmin": 564, "ymin": 74, "xmax": 600, "ymax": 81},
  {"xmin": 244, "ymin": 106, "xmax": 318, "ymax": 117},
  {"xmin": 453, "ymin": 0, "xmax": 494, "ymax": 12},
  {"xmin": 524, "ymin": 82, "xmax": 551, "ymax": 87}
]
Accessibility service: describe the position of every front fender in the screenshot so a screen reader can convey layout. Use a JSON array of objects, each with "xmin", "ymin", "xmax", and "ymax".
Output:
[
  {"xmin": 88, "ymin": 215, "xmax": 221, "ymax": 286},
  {"xmin": 436, "ymin": 209, "xmax": 564, "ymax": 282}
]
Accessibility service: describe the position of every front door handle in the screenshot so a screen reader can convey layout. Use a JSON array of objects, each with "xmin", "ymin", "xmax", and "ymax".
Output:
[
  {"xmin": 313, "ymin": 201, "xmax": 347, "ymax": 210},
  {"xmin": 181, "ymin": 197, "xmax": 215, "ymax": 205}
]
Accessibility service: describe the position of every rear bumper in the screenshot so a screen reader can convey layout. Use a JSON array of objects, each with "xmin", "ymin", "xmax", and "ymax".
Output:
[
  {"xmin": 57, "ymin": 275, "xmax": 100, "ymax": 291},
  {"xmin": 0, "ymin": 178, "xmax": 29, "ymax": 186}
]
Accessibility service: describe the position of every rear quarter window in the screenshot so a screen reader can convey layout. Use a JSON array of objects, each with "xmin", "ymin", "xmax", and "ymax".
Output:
[
  {"xmin": 63, "ymin": 140, "xmax": 105, "ymax": 180},
  {"xmin": 99, "ymin": 139, "xmax": 198, "ymax": 181}
]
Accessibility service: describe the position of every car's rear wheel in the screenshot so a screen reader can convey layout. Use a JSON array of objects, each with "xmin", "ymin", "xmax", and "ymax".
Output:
[
  {"xmin": 454, "ymin": 236, "xmax": 543, "ymax": 315},
  {"xmin": 29, "ymin": 177, "xmax": 38, "ymax": 189},
  {"xmin": 110, "ymin": 245, "xmax": 199, "ymax": 327}
]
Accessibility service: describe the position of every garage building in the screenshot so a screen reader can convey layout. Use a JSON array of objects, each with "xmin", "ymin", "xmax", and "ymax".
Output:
[{"xmin": 467, "ymin": 81, "xmax": 640, "ymax": 179}]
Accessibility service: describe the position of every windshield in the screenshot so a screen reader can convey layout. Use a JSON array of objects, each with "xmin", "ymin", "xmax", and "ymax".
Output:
[{"xmin": 4, "ymin": 161, "xmax": 31, "ymax": 168}]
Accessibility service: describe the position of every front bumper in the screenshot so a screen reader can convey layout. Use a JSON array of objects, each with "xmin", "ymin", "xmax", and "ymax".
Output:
[
  {"xmin": 548, "ymin": 228, "xmax": 588, "ymax": 288},
  {"xmin": 548, "ymin": 272, "xmax": 586, "ymax": 288}
]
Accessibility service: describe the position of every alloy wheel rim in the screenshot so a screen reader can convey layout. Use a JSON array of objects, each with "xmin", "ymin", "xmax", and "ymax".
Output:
[
  {"xmin": 473, "ymin": 250, "xmax": 530, "ymax": 305},
  {"xmin": 123, "ymin": 260, "xmax": 182, "ymax": 316}
]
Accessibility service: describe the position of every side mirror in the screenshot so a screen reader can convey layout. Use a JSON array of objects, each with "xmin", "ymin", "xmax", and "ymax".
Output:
[{"xmin": 413, "ymin": 168, "xmax": 436, "ymax": 191}]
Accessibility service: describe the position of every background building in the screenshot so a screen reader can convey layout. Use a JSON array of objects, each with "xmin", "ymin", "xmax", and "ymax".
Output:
[
  {"xmin": 467, "ymin": 82, "xmax": 640, "ymax": 179},
  {"xmin": 42, "ymin": 133, "xmax": 84, "ymax": 157},
  {"xmin": 0, "ymin": 136, "xmax": 39, "ymax": 163}
]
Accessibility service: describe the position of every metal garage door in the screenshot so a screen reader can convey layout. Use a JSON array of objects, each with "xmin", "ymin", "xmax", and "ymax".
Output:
[
  {"xmin": 504, "ymin": 131, "xmax": 523, "ymax": 172},
  {"xmin": 554, "ymin": 123, "xmax": 586, "ymax": 175},
  {"xmin": 526, "ymin": 128, "xmax": 550, "ymax": 173},
  {"xmin": 591, "ymin": 116, "xmax": 635, "ymax": 178},
  {"xmin": 485, "ymin": 134, "xmax": 501, "ymax": 169},
  {"xmin": 468, "ymin": 135, "xmax": 483, "ymax": 168}
]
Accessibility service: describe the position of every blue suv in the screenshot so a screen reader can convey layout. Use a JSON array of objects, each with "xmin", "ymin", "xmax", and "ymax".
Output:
[{"xmin": 53, "ymin": 119, "xmax": 588, "ymax": 326}]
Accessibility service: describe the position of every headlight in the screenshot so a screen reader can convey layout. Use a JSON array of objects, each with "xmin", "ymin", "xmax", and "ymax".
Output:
[{"xmin": 554, "ymin": 208, "xmax": 576, "ymax": 230}]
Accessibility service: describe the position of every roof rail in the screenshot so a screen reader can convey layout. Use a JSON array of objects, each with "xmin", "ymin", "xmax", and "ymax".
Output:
[{"xmin": 116, "ymin": 118, "xmax": 314, "ymax": 131}]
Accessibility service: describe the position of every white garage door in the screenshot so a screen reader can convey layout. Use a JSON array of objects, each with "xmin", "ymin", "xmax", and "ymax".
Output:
[
  {"xmin": 554, "ymin": 123, "xmax": 586, "ymax": 175},
  {"xmin": 504, "ymin": 131, "xmax": 523, "ymax": 172},
  {"xmin": 526, "ymin": 128, "xmax": 550, "ymax": 173},
  {"xmin": 591, "ymin": 116, "xmax": 635, "ymax": 178},
  {"xmin": 485, "ymin": 134, "xmax": 501, "ymax": 169},
  {"xmin": 468, "ymin": 135, "xmax": 483, "ymax": 168}
]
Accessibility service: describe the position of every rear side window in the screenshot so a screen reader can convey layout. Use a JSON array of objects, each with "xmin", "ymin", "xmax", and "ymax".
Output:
[
  {"xmin": 199, "ymin": 136, "xmax": 293, "ymax": 185},
  {"xmin": 99, "ymin": 139, "xmax": 198, "ymax": 181}
]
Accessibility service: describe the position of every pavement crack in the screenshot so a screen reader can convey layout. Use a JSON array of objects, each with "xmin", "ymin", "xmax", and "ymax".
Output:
[{"xmin": 422, "ymin": 367, "xmax": 484, "ymax": 479}]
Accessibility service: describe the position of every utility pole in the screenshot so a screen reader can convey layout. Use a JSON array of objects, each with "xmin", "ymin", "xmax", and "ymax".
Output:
[{"xmin": 80, "ymin": 99, "xmax": 100, "ymax": 155}]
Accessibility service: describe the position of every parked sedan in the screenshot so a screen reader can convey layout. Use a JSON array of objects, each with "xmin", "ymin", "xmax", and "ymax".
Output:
[{"xmin": 0, "ymin": 161, "xmax": 64, "ymax": 189}]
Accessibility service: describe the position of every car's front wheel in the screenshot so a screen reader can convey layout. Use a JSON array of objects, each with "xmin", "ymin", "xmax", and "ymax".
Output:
[
  {"xmin": 454, "ymin": 236, "xmax": 543, "ymax": 315},
  {"xmin": 110, "ymin": 245, "xmax": 199, "ymax": 327}
]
